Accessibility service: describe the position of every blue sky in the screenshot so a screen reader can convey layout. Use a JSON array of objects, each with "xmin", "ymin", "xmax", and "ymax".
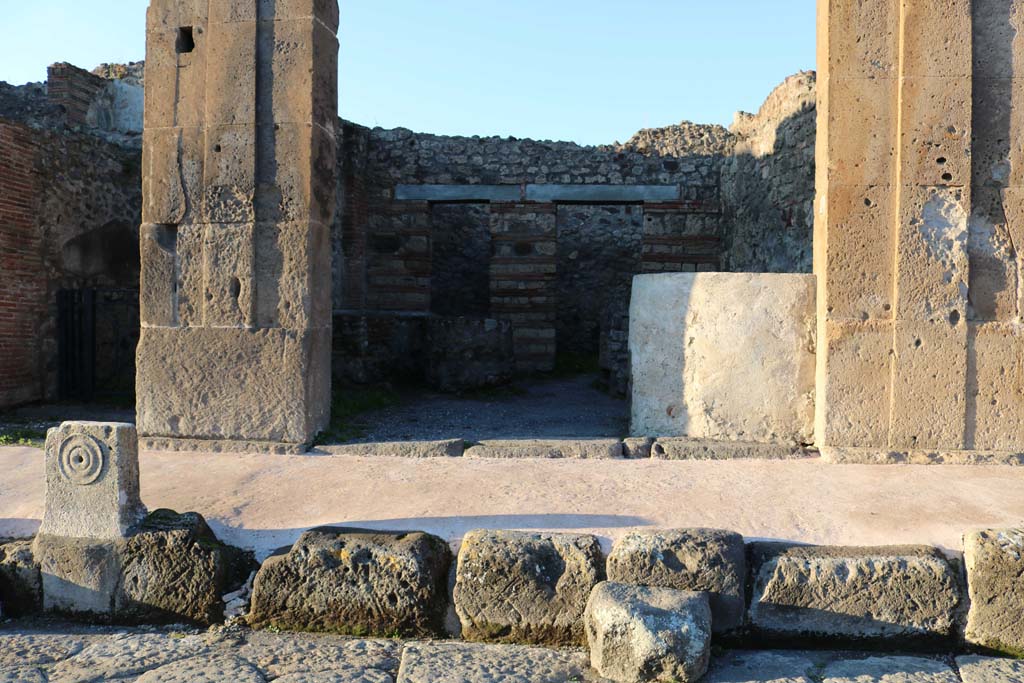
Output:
[{"xmin": 0, "ymin": 1, "xmax": 815, "ymax": 145}]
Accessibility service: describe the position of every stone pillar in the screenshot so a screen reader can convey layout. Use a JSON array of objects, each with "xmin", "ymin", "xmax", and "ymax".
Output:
[
  {"xmin": 816, "ymin": 0, "xmax": 1024, "ymax": 459},
  {"xmin": 136, "ymin": 0, "xmax": 338, "ymax": 451}
]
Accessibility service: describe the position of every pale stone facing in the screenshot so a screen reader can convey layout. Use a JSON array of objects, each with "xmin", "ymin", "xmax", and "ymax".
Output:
[
  {"xmin": 630, "ymin": 273, "xmax": 815, "ymax": 445},
  {"xmin": 956, "ymin": 656, "xmax": 1024, "ymax": 683},
  {"xmin": 820, "ymin": 657, "xmax": 959, "ymax": 683},
  {"xmin": 396, "ymin": 642, "xmax": 591, "ymax": 683},
  {"xmin": 38, "ymin": 422, "xmax": 146, "ymax": 540}
]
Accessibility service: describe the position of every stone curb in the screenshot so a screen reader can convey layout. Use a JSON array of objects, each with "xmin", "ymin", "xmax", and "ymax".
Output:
[
  {"xmin": 314, "ymin": 440, "xmax": 465, "ymax": 458},
  {"xmin": 463, "ymin": 439, "xmax": 623, "ymax": 459}
]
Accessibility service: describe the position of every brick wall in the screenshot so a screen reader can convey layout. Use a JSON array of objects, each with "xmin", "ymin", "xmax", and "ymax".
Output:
[
  {"xmin": 0, "ymin": 121, "xmax": 45, "ymax": 408},
  {"xmin": 46, "ymin": 62, "xmax": 108, "ymax": 128}
]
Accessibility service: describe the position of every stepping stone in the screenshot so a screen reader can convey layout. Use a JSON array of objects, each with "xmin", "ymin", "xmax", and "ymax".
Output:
[
  {"xmin": 704, "ymin": 651, "xmax": 824, "ymax": 683},
  {"xmin": 956, "ymin": 656, "xmax": 1024, "ymax": 683},
  {"xmin": 396, "ymin": 642, "xmax": 594, "ymax": 683},
  {"xmin": 249, "ymin": 527, "xmax": 451, "ymax": 637},
  {"xmin": 584, "ymin": 581, "xmax": 711, "ymax": 683},
  {"xmin": 822, "ymin": 656, "xmax": 959, "ymax": 683},
  {"xmin": 964, "ymin": 529, "xmax": 1024, "ymax": 654},
  {"xmin": 135, "ymin": 654, "xmax": 266, "ymax": 682},
  {"xmin": 748, "ymin": 543, "xmax": 961, "ymax": 646},
  {"xmin": 607, "ymin": 528, "xmax": 746, "ymax": 633},
  {"xmin": 454, "ymin": 529, "xmax": 604, "ymax": 645}
]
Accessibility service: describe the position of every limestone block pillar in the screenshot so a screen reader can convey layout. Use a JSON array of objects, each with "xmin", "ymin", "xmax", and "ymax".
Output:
[
  {"xmin": 136, "ymin": 0, "xmax": 338, "ymax": 450},
  {"xmin": 816, "ymin": 0, "xmax": 1024, "ymax": 458}
]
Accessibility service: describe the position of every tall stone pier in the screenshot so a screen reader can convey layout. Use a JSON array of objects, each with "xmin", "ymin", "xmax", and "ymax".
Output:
[
  {"xmin": 815, "ymin": 0, "xmax": 1024, "ymax": 459},
  {"xmin": 136, "ymin": 0, "xmax": 338, "ymax": 451}
]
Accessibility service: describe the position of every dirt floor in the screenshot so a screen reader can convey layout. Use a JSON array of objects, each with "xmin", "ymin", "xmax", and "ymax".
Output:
[
  {"xmin": 335, "ymin": 374, "xmax": 629, "ymax": 443},
  {"xmin": 4, "ymin": 444, "xmax": 1024, "ymax": 560}
]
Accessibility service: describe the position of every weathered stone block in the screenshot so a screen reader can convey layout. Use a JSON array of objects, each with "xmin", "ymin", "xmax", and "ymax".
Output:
[
  {"xmin": 890, "ymin": 320, "xmax": 968, "ymax": 450},
  {"xmin": 258, "ymin": 0, "xmax": 339, "ymax": 32},
  {"xmin": 141, "ymin": 127, "xmax": 187, "ymax": 225},
  {"xmin": 630, "ymin": 273, "xmax": 815, "ymax": 445},
  {"xmin": 748, "ymin": 543, "xmax": 961, "ymax": 646},
  {"xmin": 820, "ymin": 185, "xmax": 894, "ymax": 321},
  {"xmin": 819, "ymin": 0, "xmax": 899, "ymax": 79},
  {"xmin": 967, "ymin": 189, "xmax": 1018, "ymax": 321},
  {"xmin": 821, "ymin": 657, "xmax": 959, "ymax": 683},
  {"xmin": 257, "ymin": 17, "xmax": 338, "ymax": 133},
  {"xmin": 957, "ymin": 656, "xmax": 1024, "ymax": 683},
  {"xmin": 964, "ymin": 529, "xmax": 1024, "ymax": 655},
  {"xmin": 0, "ymin": 540, "xmax": 41, "ymax": 618},
  {"xmin": 249, "ymin": 527, "xmax": 452, "ymax": 636},
  {"xmin": 255, "ymin": 122, "xmax": 337, "ymax": 225},
  {"xmin": 39, "ymin": 422, "xmax": 146, "ymax": 540},
  {"xmin": 823, "ymin": 78, "xmax": 897, "ymax": 187},
  {"xmin": 136, "ymin": 326, "xmax": 330, "ymax": 445},
  {"xmin": 139, "ymin": 224, "xmax": 179, "ymax": 327},
  {"xmin": 967, "ymin": 323, "xmax": 1024, "ymax": 450},
  {"xmin": 203, "ymin": 19, "xmax": 257, "ymax": 127},
  {"xmin": 33, "ymin": 535, "xmax": 122, "ymax": 615},
  {"xmin": 118, "ymin": 509, "xmax": 256, "ymax": 626},
  {"xmin": 900, "ymin": 0, "xmax": 972, "ymax": 78},
  {"xmin": 972, "ymin": 0, "xmax": 1024, "ymax": 79},
  {"xmin": 972, "ymin": 79, "xmax": 1024, "ymax": 190},
  {"xmin": 895, "ymin": 186, "xmax": 970, "ymax": 323},
  {"xmin": 584, "ymin": 582, "xmax": 711, "ymax": 683},
  {"xmin": 899, "ymin": 77, "xmax": 972, "ymax": 187},
  {"xmin": 815, "ymin": 320, "xmax": 893, "ymax": 449},
  {"xmin": 453, "ymin": 529, "xmax": 604, "ymax": 646},
  {"xmin": 254, "ymin": 221, "xmax": 331, "ymax": 329},
  {"xmin": 606, "ymin": 529, "xmax": 745, "ymax": 633},
  {"xmin": 203, "ymin": 125, "xmax": 257, "ymax": 223}
]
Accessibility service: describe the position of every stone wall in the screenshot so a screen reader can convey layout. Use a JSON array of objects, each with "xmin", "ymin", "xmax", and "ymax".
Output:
[
  {"xmin": 0, "ymin": 122, "xmax": 46, "ymax": 408},
  {"xmin": 0, "ymin": 67, "xmax": 142, "ymax": 408},
  {"xmin": 723, "ymin": 72, "xmax": 817, "ymax": 273},
  {"xmin": 335, "ymin": 121, "xmax": 730, "ymax": 382}
]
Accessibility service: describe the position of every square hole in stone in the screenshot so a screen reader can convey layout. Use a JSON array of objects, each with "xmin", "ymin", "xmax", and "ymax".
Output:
[{"xmin": 176, "ymin": 27, "xmax": 195, "ymax": 54}]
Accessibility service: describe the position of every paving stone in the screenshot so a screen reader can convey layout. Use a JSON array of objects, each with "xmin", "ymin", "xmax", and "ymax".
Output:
[
  {"xmin": 236, "ymin": 631, "xmax": 400, "ymax": 679},
  {"xmin": 964, "ymin": 529, "xmax": 1024, "ymax": 654},
  {"xmin": 584, "ymin": 582, "xmax": 711, "ymax": 683},
  {"xmin": 135, "ymin": 654, "xmax": 266, "ymax": 682},
  {"xmin": 454, "ymin": 529, "xmax": 605, "ymax": 645},
  {"xmin": 396, "ymin": 641, "xmax": 597, "ymax": 683},
  {"xmin": 50, "ymin": 632, "xmax": 210, "ymax": 683},
  {"xmin": 821, "ymin": 656, "xmax": 959, "ymax": 683},
  {"xmin": 118, "ymin": 509, "xmax": 256, "ymax": 625},
  {"xmin": 249, "ymin": 527, "xmax": 451, "ymax": 636},
  {"xmin": 956, "ymin": 656, "xmax": 1024, "ymax": 683},
  {"xmin": 651, "ymin": 438, "xmax": 809, "ymax": 460},
  {"xmin": 0, "ymin": 632, "xmax": 89, "ymax": 667},
  {"xmin": 703, "ymin": 651, "xmax": 823, "ymax": 683},
  {"xmin": 606, "ymin": 528, "xmax": 746, "ymax": 633},
  {"xmin": 316, "ymin": 440, "xmax": 464, "ymax": 458},
  {"xmin": 0, "ymin": 667, "xmax": 47, "ymax": 683},
  {"xmin": 463, "ymin": 439, "xmax": 623, "ymax": 459},
  {"xmin": 748, "ymin": 543, "xmax": 962, "ymax": 646}
]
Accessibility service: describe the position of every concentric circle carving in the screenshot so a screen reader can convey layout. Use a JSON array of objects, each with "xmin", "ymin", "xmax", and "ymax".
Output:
[{"xmin": 57, "ymin": 434, "xmax": 105, "ymax": 486}]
